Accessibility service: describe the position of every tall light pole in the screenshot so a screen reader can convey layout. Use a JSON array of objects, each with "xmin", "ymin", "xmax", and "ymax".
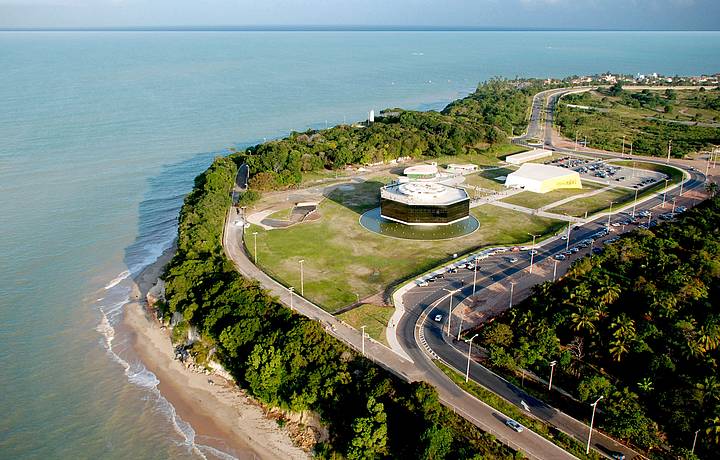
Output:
[
  {"xmin": 548, "ymin": 360, "xmax": 557, "ymax": 391},
  {"xmin": 472, "ymin": 256, "xmax": 480, "ymax": 297},
  {"xmin": 509, "ymin": 282, "xmax": 515, "ymax": 308},
  {"xmin": 621, "ymin": 135, "xmax": 625, "ymax": 157},
  {"xmin": 241, "ymin": 206, "xmax": 247, "ymax": 234},
  {"xmin": 631, "ymin": 189, "xmax": 639, "ymax": 217},
  {"xmin": 586, "ymin": 396, "xmax": 604, "ymax": 454},
  {"xmin": 565, "ymin": 220, "xmax": 572, "ymax": 250},
  {"xmin": 465, "ymin": 333, "xmax": 479, "ymax": 383},
  {"xmin": 672, "ymin": 197, "xmax": 677, "ymax": 217},
  {"xmin": 360, "ymin": 326, "xmax": 367, "ymax": 356},
  {"xmin": 528, "ymin": 233, "xmax": 539, "ymax": 274},
  {"xmin": 662, "ymin": 179, "xmax": 669, "ymax": 208},
  {"xmin": 606, "ymin": 201, "xmax": 614, "ymax": 230},
  {"xmin": 647, "ymin": 211, "xmax": 652, "ymax": 227},
  {"xmin": 442, "ymin": 288, "xmax": 460, "ymax": 336},
  {"xmin": 691, "ymin": 428, "xmax": 700, "ymax": 455},
  {"xmin": 298, "ymin": 259, "xmax": 305, "ymax": 296},
  {"xmin": 667, "ymin": 139, "xmax": 672, "ymax": 164},
  {"xmin": 629, "ymin": 141, "xmax": 633, "ymax": 157},
  {"xmin": 252, "ymin": 231, "xmax": 258, "ymax": 264},
  {"xmin": 289, "ymin": 286, "xmax": 294, "ymax": 309},
  {"xmin": 679, "ymin": 178, "xmax": 685, "ymax": 197},
  {"xmin": 553, "ymin": 259, "xmax": 559, "ymax": 282}
]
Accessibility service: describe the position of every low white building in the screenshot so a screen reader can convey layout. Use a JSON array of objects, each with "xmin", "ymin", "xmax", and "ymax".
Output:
[
  {"xmin": 505, "ymin": 163, "xmax": 582, "ymax": 194},
  {"xmin": 506, "ymin": 149, "xmax": 552, "ymax": 165},
  {"xmin": 446, "ymin": 163, "xmax": 478, "ymax": 175}
]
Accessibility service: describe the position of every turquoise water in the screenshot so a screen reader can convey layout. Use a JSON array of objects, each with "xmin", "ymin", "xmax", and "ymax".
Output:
[{"xmin": 1, "ymin": 31, "xmax": 719, "ymax": 459}]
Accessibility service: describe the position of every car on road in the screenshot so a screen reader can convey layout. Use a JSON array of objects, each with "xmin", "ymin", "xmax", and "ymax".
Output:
[
  {"xmin": 416, "ymin": 280, "xmax": 429, "ymax": 287},
  {"xmin": 592, "ymin": 247, "xmax": 604, "ymax": 254},
  {"xmin": 508, "ymin": 257, "xmax": 519, "ymax": 263},
  {"xmin": 553, "ymin": 254, "xmax": 567, "ymax": 261},
  {"xmin": 505, "ymin": 419, "xmax": 524, "ymax": 433},
  {"xmin": 570, "ymin": 247, "xmax": 580, "ymax": 253},
  {"xmin": 560, "ymin": 235, "xmax": 568, "ymax": 240},
  {"xmin": 434, "ymin": 314, "xmax": 443, "ymax": 322},
  {"xmin": 447, "ymin": 267, "xmax": 458, "ymax": 274},
  {"xmin": 609, "ymin": 452, "xmax": 626, "ymax": 460}
]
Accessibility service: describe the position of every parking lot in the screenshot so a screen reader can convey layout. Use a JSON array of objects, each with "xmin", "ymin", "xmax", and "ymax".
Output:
[{"xmin": 546, "ymin": 156, "xmax": 668, "ymax": 189}]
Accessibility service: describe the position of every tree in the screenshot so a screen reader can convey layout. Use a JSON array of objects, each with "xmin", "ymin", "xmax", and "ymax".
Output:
[
  {"xmin": 421, "ymin": 424, "xmax": 454, "ymax": 460},
  {"xmin": 482, "ymin": 322, "xmax": 514, "ymax": 347},
  {"xmin": 347, "ymin": 397, "xmax": 388, "ymax": 459}
]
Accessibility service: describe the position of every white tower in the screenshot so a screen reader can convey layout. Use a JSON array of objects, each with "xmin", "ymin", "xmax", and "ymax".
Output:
[{"xmin": 369, "ymin": 109, "xmax": 375, "ymax": 123}]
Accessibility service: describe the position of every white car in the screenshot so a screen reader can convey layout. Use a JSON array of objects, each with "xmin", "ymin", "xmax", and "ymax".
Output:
[
  {"xmin": 434, "ymin": 314, "xmax": 443, "ymax": 322},
  {"xmin": 417, "ymin": 280, "xmax": 429, "ymax": 287},
  {"xmin": 508, "ymin": 257, "xmax": 519, "ymax": 263},
  {"xmin": 505, "ymin": 419, "xmax": 524, "ymax": 432}
]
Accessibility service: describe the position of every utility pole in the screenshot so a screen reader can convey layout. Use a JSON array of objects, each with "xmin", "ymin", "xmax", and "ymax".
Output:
[
  {"xmin": 252, "ymin": 231, "xmax": 258, "ymax": 264},
  {"xmin": 465, "ymin": 334, "xmax": 479, "ymax": 383},
  {"xmin": 607, "ymin": 201, "xmax": 614, "ymax": 230},
  {"xmin": 442, "ymin": 288, "xmax": 460, "ymax": 336},
  {"xmin": 553, "ymin": 260, "xmax": 559, "ymax": 282},
  {"xmin": 621, "ymin": 135, "xmax": 625, "ymax": 156},
  {"xmin": 472, "ymin": 256, "xmax": 480, "ymax": 297},
  {"xmin": 662, "ymin": 179, "xmax": 669, "ymax": 208},
  {"xmin": 361, "ymin": 325, "xmax": 366, "ymax": 356},
  {"xmin": 548, "ymin": 360, "xmax": 557, "ymax": 391},
  {"xmin": 586, "ymin": 396, "xmax": 604, "ymax": 454},
  {"xmin": 299, "ymin": 259, "xmax": 305, "ymax": 296},
  {"xmin": 528, "ymin": 233, "xmax": 539, "ymax": 274},
  {"xmin": 509, "ymin": 282, "xmax": 515, "ymax": 308},
  {"xmin": 632, "ymin": 189, "xmax": 639, "ymax": 217},
  {"xmin": 565, "ymin": 220, "xmax": 572, "ymax": 250},
  {"xmin": 672, "ymin": 197, "xmax": 677, "ymax": 217}
]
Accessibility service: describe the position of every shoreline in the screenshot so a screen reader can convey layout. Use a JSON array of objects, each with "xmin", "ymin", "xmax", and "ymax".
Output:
[{"xmin": 120, "ymin": 246, "xmax": 309, "ymax": 460}]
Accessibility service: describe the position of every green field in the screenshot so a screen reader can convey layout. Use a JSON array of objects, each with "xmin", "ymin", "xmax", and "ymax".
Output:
[
  {"xmin": 501, "ymin": 181, "xmax": 604, "ymax": 210},
  {"xmin": 548, "ymin": 188, "xmax": 632, "ymax": 217},
  {"xmin": 337, "ymin": 304, "xmax": 394, "ymax": 347},
  {"xmin": 247, "ymin": 181, "xmax": 564, "ymax": 311},
  {"xmin": 463, "ymin": 167, "xmax": 516, "ymax": 191}
]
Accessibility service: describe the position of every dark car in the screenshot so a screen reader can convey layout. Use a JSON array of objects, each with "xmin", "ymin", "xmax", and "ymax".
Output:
[{"xmin": 609, "ymin": 452, "xmax": 626, "ymax": 460}]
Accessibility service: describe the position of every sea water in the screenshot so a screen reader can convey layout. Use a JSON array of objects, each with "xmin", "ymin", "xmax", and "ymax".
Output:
[{"xmin": 1, "ymin": 30, "xmax": 719, "ymax": 459}]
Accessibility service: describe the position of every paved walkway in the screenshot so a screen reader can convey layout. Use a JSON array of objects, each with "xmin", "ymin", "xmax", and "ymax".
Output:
[{"xmin": 488, "ymin": 200, "xmax": 585, "ymax": 223}]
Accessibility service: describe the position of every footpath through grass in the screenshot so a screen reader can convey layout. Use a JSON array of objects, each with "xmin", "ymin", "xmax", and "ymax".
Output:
[
  {"xmin": 501, "ymin": 182, "xmax": 604, "ymax": 210},
  {"xmin": 248, "ymin": 181, "xmax": 564, "ymax": 312},
  {"xmin": 436, "ymin": 361, "xmax": 601, "ymax": 460}
]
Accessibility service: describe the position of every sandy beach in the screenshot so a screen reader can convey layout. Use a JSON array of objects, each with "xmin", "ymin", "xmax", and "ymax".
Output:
[{"xmin": 121, "ymin": 247, "xmax": 309, "ymax": 460}]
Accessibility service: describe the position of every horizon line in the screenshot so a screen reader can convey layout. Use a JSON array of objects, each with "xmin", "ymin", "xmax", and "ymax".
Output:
[{"xmin": 1, "ymin": 25, "xmax": 719, "ymax": 32}]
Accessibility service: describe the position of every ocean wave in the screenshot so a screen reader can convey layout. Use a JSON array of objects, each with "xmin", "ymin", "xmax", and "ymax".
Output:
[
  {"xmin": 104, "ymin": 270, "xmax": 131, "ymax": 290},
  {"xmin": 96, "ymin": 296, "xmax": 237, "ymax": 460}
]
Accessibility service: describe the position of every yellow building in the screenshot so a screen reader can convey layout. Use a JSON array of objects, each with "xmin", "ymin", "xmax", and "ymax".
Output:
[{"xmin": 505, "ymin": 163, "xmax": 582, "ymax": 193}]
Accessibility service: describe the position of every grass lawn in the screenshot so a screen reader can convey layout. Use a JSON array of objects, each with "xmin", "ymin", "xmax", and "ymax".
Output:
[
  {"xmin": 247, "ymin": 182, "xmax": 564, "ymax": 311},
  {"xmin": 337, "ymin": 304, "xmax": 393, "ymax": 347},
  {"xmin": 500, "ymin": 181, "xmax": 604, "ymax": 210},
  {"xmin": 547, "ymin": 189, "xmax": 631, "ymax": 217},
  {"xmin": 464, "ymin": 167, "xmax": 517, "ymax": 191},
  {"xmin": 433, "ymin": 143, "xmax": 526, "ymax": 168}
]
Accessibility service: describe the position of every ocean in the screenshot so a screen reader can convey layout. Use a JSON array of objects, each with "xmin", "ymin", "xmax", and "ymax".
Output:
[{"xmin": 1, "ymin": 30, "xmax": 719, "ymax": 459}]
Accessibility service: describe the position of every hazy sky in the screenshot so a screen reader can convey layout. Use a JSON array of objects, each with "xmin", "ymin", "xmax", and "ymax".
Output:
[{"xmin": 1, "ymin": 0, "xmax": 718, "ymax": 30}]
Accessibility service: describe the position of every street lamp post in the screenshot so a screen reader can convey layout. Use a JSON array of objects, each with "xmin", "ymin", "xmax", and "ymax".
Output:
[
  {"xmin": 647, "ymin": 212, "xmax": 652, "ymax": 227},
  {"xmin": 289, "ymin": 286, "xmax": 294, "ymax": 309},
  {"xmin": 621, "ymin": 135, "xmax": 625, "ymax": 157},
  {"xmin": 553, "ymin": 260, "xmax": 559, "ymax": 282},
  {"xmin": 691, "ymin": 429, "xmax": 700, "ymax": 455},
  {"xmin": 565, "ymin": 220, "xmax": 572, "ymax": 251},
  {"xmin": 672, "ymin": 197, "xmax": 677, "ymax": 217},
  {"xmin": 548, "ymin": 360, "xmax": 558, "ymax": 391},
  {"xmin": 528, "ymin": 233, "xmax": 539, "ymax": 274},
  {"xmin": 442, "ymin": 288, "xmax": 460, "ymax": 336},
  {"xmin": 465, "ymin": 334, "xmax": 479, "ymax": 383},
  {"xmin": 607, "ymin": 201, "xmax": 614, "ymax": 230},
  {"xmin": 667, "ymin": 139, "xmax": 672, "ymax": 164},
  {"xmin": 586, "ymin": 396, "xmax": 604, "ymax": 454},
  {"xmin": 680, "ymin": 178, "xmax": 684, "ymax": 197},
  {"xmin": 662, "ymin": 179, "xmax": 669, "ymax": 208},
  {"xmin": 252, "ymin": 231, "xmax": 258, "ymax": 264},
  {"xmin": 299, "ymin": 259, "xmax": 305, "ymax": 296},
  {"xmin": 472, "ymin": 256, "xmax": 480, "ymax": 297},
  {"xmin": 632, "ymin": 189, "xmax": 639, "ymax": 217},
  {"xmin": 457, "ymin": 312, "xmax": 465, "ymax": 340},
  {"xmin": 361, "ymin": 325, "xmax": 367, "ymax": 356},
  {"xmin": 509, "ymin": 282, "xmax": 515, "ymax": 308}
]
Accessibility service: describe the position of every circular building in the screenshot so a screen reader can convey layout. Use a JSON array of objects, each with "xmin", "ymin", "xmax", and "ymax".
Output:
[
  {"xmin": 380, "ymin": 181, "xmax": 470, "ymax": 226},
  {"xmin": 403, "ymin": 164, "xmax": 438, "ymax": 180}
]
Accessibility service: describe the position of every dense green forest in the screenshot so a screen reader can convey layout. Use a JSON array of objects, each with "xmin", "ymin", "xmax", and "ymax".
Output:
[
  {"xmin": 159, "ymin": 156, "xmax": 514, "ymax": 458},
  {"xmin": 233, "ymin": 79, "xmax": 550, "ymax": 192},
  {"xmin": 476, "ymin": 197, "xmax": 720, "ymax": 458},
  {"xmin": 555, "ymin": 86, "xmax": 720, "ymax": 158}
]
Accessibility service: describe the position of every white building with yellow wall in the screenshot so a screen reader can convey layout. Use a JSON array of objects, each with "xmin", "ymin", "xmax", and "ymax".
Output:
[{"xmin": 505, "ymin": 163, "xmax": 582, "ymax": 193}]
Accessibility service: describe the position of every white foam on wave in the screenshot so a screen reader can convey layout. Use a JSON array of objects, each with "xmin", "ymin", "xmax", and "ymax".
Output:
[
  {"xmin": 96, "ymin": 286, "xmax": 237, "ymax": 460},
  {"xmin": 104, "ymin": 270, "xmax": 131, "ymax": 290}
]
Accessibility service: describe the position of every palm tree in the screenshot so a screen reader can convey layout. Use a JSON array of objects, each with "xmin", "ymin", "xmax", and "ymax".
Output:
[
  {"xmin": 705, "ymin": 181, "xmax": 718, "ymax": 198},
  {"xmin": 571, "ymin": 305, "xmax": 599, "ymax": 334},
  {"xmin": 597, "ymin": 277, "xmax": 621, "ymax": 307},
  {"xmin": 637, "ymin": 377, "xmax": 654, "ymax": 393},
  {"xmin": 696, "ymin": 376, "xmax": 720, "ymax": 407},
  {"xmin": 706, "ymin": 416, "xmax": 720, "ymax": 444},
  {"xmin": 610, "ymin": 338, "xmax": 630, "ymax": 362}
]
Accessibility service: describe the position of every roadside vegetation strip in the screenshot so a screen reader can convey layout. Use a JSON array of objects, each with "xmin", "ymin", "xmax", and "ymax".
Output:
[
  {"xmin": 436, "ymin": 362, "xmax": 602, "ymax": 460},
  {"xmin": 336, "ymin": 304, "xmax": 393, "ymax": 347}
]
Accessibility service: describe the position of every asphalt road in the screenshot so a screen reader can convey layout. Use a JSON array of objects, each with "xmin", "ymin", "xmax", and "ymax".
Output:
[{"xmin": 394, "ymin": 84, "xmax": 708, "ymax": 459}]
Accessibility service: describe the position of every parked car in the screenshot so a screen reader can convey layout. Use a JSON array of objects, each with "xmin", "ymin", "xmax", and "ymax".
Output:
[
  {"xmin": 554, "ymin": 254, "xmax": 567, "ymax": 261},
  {"xmin": 434, "ymin": 314, "xmax": 443, "ymax": 322},
  {"xmin": 592, "ymin": 247, "xmax": 604, "ymax": 254},
  {"xmin": 416, "ymin": 280, "xmax": 429, "ymax": 287},
  {"xmin": 609, "ymin": 452, "xmax": 626, "ymax": 460},
  {"xmin": 505, "ymin": 419, "xmax": 524, "ymax": 433},
  {"xmin": 508, "ymin": 257, "xmax": 519, "ymax": 263}
]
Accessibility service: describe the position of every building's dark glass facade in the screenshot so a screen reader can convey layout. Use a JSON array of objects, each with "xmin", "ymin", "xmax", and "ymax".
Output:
[{"xmin": 380, "ymin": 198, "xmax": 470, "ymax": 225}]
